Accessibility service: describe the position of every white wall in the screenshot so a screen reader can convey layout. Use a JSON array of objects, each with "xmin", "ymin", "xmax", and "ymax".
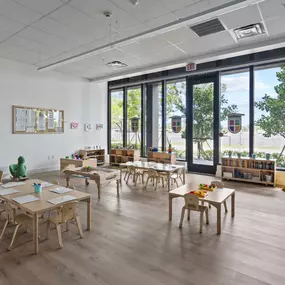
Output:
[{"xmin": 0, "ymin": 57, "xmax": 107, "ymax": 174}]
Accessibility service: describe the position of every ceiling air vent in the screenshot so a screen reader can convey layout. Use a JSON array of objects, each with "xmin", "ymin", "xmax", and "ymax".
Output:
[
  {"xmin": 189, "ymin": 18, "xmax": 225, "ymax": 37},
  {"xmin": 234, "ymin": 23, "xmax": 265, "ymax": 39},
  {"xmin": 107, "ymin": 61, "xmax": 128, "ymax": 68}
]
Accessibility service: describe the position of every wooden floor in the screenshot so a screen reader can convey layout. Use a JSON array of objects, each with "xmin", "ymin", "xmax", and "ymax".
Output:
[{"xmin": 1, "ymin": 171, "xmax": 285, "ymax": 285}]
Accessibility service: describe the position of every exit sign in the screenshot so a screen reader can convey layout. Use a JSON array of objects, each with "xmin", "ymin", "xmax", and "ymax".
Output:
[{"xmin": 186, "ymin": 63, "xmax": 197, "ymax": 71}]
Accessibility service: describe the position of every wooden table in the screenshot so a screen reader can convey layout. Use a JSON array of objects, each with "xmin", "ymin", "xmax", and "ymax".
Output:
[
  {"xmin": 119, "ymin": 162, "xmax": 186, "ymax": 191},
  {"xmin": 0, "ymin": 179, "xmax": 91, "ymax": 254},
  {"xmin": 64, "ymin": 167, "xmax": 120, "ymax": 199},
  {"xmin": 169, "ymin": 184, "xmax": 235, "ymax": 234}
]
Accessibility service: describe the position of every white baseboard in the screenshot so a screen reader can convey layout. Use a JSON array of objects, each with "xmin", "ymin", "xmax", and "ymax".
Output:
[{"xmin": 1, "ymin": 165, "xmax": 60, "ymax": 178}]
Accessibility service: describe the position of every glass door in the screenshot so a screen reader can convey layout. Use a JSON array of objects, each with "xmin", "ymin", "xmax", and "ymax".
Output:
[{"xmin": 187, "ymin": 74, "xmax": 219, "ymax": 174}]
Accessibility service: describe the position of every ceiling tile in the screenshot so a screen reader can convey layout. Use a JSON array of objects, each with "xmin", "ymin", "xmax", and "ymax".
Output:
[
  {"xmin": 18, "ymin": 26, "xmax": 71, "ymax": 50},
  {"xmin": 219, "ymin": 4, "xmax": 262, "ymax": 30},
  {"xmin": 70, "ymin": 0, "xmax": 140, "ymax": 31},
  {"xmin": 0, "ymin": 0, "xmax": 42, "ymax": 24},
  {"xmin": 162, "ymin": 0, "xmax": 202, "ymax": 12},
  {"xmin": 110, "ymin": 0, "xmax": 171, "ymax": 22},
  {"xmin": 0, "ymin": 15, "xmax": 26, "ymax": 34},
  {"xmin": 32, "ymin": 17, "xmax": 93, "ymax": 47},
  {"xmin": 145, "ymin": 12, "xmax": 178, "ymax": 30},
  {"xmin": 258, "ymin": 0, "xmax": 285, "ymax": 20},
  {"xmin": 178, "ymin": 30, "xmax": 236, "ymax": 56},
  {"xmin": 0, "ymin": 42, "xmax": 43, "ymax": 64},
  {"xmin": 157, "ymin": 44, "xmax": 187, "ymax": 59},
  {"xmin": 12, "ymin": 0, "xmax": 65, "ymax": 14},
  {"xmin": 49, "ymin": 5, "xmax": 108, "ymax": 40},
  {"xmin": 154, "ymin": 27, "xmax": 197, "ymax": 45},
  {"xmin": 264, "ymin": 16, "xmax": 285, "ymax": 38},
  {"xmin": 5, "ymin": 35, "xmax": 64, "ymax": 58}
]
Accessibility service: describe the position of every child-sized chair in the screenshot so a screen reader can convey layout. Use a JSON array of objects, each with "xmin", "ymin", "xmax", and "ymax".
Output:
[
  {"xmin": 47, "ymin": 201, "xmax": 83, "ymax": 248},
  {"xmin": 126, "ymin": 166, "xmax": 144, "ymax": 186},
  {"xmin": 179, "ymin": 193, "xmax": 209, "ymax": 233},
  {"xmin": 170, "ymin": 168, "xmax": 183, "ymax": 188},
  {"xmin": 145, "ymin": 169, "xmax": 166, "ymax": 190},
  {"xmin": 0, "ymin": 202, "xmax": 33, "ymax": 250},
  {"xmin": 210, "ymin": 180, "xmax": 228, "ymax": 212}
]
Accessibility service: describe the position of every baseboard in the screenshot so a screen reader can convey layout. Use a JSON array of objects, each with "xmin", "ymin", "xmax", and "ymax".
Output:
[{"xmin": 1, "ymin": 165, "xmax": 60, "ymax": 178}]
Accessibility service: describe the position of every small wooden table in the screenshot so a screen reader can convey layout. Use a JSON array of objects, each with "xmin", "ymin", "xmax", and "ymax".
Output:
[
  {"xmin": 169, "ymin": 184, "xmax": 235, "ymax": 234},
  {"xmin": 119, "ymin": 162, "xmax": 186, "ymax": 191},
  {"xmin": 64, "ymin": 167, "xmax": 120, "ymax": 199},
  {"xmin": 0, "ymin": 179, "xmax": 91, "ymax": 254}
]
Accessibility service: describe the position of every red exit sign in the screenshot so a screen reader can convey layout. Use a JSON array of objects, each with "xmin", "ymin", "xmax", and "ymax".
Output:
[{"xmin": 186, "ymin": 63, "xmax": 197, "ymax": 71}]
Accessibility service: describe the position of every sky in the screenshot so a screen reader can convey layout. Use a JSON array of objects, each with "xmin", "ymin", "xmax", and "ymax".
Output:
[{"xmin": 221, "ymin": 66, "xmax": 281, "ymax": 128}]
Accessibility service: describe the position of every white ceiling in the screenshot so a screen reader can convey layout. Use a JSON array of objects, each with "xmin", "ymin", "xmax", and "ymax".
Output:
[{"xmin": 0, "ymin": 0, "xmax": 285, "ymax": 80}]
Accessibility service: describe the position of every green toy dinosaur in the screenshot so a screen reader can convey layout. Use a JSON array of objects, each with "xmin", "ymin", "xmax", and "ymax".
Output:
[{"xmin": 9, "ymin": 156, "xmax": 28, "ymax": 180}]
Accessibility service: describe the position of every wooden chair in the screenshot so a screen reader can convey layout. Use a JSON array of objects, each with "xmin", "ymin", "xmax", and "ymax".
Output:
[
  {"xmin": 144, "ymin": 169, "xmax": 166, "ymax": 190},
  {"xmin": 0, "ymin": 202, "xmax": 33, "ymax": 250},
  {"xmin": 126, "ymin": 166, "xmax": 144, "ymax": 186},
  {"xmin": 210, "ymin": 180, "xmax": 228, "ymax": 212},
  {"xmin": 179, "ymin": 193, "xmax": 209, "ymax": 233},
  {"xmin": 170, "ymin": 168, "xmax": 183, "ymax": 187},
  {"xmin": 47, "ymin": 201, "xmax": 83, "ymax": 248}
]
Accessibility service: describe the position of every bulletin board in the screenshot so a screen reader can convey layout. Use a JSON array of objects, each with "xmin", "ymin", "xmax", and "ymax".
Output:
[{"xmin": 12, "ymin": 105, "xmax": 64, "ymax": 134}]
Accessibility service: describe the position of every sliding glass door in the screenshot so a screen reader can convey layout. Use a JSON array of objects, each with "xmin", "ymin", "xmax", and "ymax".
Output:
[{"xmin": 187, "ymin": 75, "xmax": 219, "ymax": 174}]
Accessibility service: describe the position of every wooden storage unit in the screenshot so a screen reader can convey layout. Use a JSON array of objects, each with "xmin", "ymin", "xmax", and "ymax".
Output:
[
  {"xmin": 79, "ymin": 149, "xmax": 105, "ymax": 166},
  {"xmin": 147, "ymin": 151, "xmax": 177, "ymax": 164},
  {"xmin": 60, "ymin": 158, "xmax": 97, "ymax": 172},
  {"xmin": 221, "ymin": 156, "xmax": 276, "ymax": 186},
  {"xmin": 109, "ymin": 149, "xmax": 140, "ymax": 166}
]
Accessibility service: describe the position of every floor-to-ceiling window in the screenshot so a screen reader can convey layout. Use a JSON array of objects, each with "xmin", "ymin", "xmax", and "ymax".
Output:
[
  {"xmin": 220, "ymin": 70, "xmax": 250, "ymax": 157},
  {"xmin": 254, "ymin": 65, "xmax": 285, "ymax": 168},
  {"xmin": 126, "ymin": 86, "xmax": 141, "ymax": 150},
  {"xmin": 166, "ymin": 80, "xmax": 186, "ymax": 159},
  {"xmin": 110, "ymin": 89, "xmax": 124, "ymax": 148}
]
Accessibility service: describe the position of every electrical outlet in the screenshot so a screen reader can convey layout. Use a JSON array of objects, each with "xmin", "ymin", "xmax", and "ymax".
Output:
[
  {"xmin": 51, "ymin": 155, "xmax": 54, "ymax": 160},
  {"xmin": 48, "ymin": 156, "xmax": 50, "ymax": 160}
]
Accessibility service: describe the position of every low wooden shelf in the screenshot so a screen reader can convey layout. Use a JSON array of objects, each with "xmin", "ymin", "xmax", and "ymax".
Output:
[
  {"xmin": 60, "ymin": 158, "xmax": 97, "ymax": 172},
  {"xmin": 79, "ymin": 149, "xmax": 105, "ymax": 166},
  {"xmin": 222, "ymin": 156, "xmax": 276, "ymax": 186},
  {"xmin": 109, "ymin": 149, "xmax": 140, "ymax": 166},
  {"xmin": 147, "ymin": 151, "xmax": 176, "ymax": 164}
]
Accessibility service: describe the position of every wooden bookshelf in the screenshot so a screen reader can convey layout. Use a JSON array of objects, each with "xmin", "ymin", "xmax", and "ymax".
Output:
[
  {"xmin": 147, "ymin": 151, "xmax": 176, "ymax": 164},
  {"xmin": 79, "ymin": 149, "xmax": 105, "ymax": 166},
  {"xmin": 109, "ymin": 149, "xmax": 140, "ymax": 166},
  {"xmin": 221, "ymin": 156, "xmax": 276, "ymax": 186},
  {"xmin": 60, "ymin": 158, "xmax": 97, "ymax": 172}
]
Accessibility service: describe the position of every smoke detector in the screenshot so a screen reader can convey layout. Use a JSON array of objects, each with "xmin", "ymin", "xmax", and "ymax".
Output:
[
  {"xmin": 234, "ymin": 23, "xmax": 265, "ymax": 39},
  {"xmin": 107, "ymin": 61, "xmax": 128, "ymax": 68},
  {"xmin": 103, "ymin": 11, "xmax": 112, "ymax": 18},
  {"xmin": 130, "ymin": 0, "xmax": 139, "ymax": 6}
]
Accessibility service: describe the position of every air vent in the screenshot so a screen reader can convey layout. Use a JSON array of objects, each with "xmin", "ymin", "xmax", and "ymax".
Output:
[
  {"xmin": 189, "ymin": 18, "xmax": 225, "ymax": 37},
  {"xmin": 234, "ymin": 23, "xmax": 265, "ymax": 39},
  {"xmin": 107, "ymin": 61, "xmax": 128, "ymax": 68}
]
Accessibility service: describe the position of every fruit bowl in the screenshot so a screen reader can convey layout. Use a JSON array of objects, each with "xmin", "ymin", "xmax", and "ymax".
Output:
[
  {"xmin": 199, "ymin": 183, "xmax": 217, "ymax": 191},
  {"xmin": 189, "ymin": 190, "xmax": 208, "ymax": 198}
]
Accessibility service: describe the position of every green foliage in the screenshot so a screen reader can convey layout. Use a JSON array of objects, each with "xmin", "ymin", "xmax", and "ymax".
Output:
[{"xmin": 255, "ymin": 66, "xmax": 285, "ymax": 138}]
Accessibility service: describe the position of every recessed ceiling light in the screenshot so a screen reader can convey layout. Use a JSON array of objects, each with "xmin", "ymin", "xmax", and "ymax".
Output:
[
  {"xmin": 107, "ymin": 61, "xmax": 128, "ymax": 68},
  {"xmin": 234, "ymin": 23, "xmax": 265, "ymax": 39}
]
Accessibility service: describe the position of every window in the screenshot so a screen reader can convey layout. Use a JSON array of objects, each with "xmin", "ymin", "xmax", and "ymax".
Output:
[
  {"xmin": 254, "ymin": 66, "xmax": 285, "ymax": 168},
  {"xmin": 150, "ymin": 82, "xmax": 163, "ymax": 150},
  {"xmin": 166, "ymin": 80, "xmax": 186, "ymax": 159},
  {"xmin": 220, "ymin": 70, "xmax": 250, "ymax": 157},
  {"xmin": 110, "ymin": 89, "xmax": 123, "ymax": 148},
  {"xmin": 127, "ymin": 86, "xmax": 141, "ymax": 150}
]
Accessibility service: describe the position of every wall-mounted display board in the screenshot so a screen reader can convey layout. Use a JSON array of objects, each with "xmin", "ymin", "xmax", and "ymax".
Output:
[{"xmin": 12, "ymin": 105, "xmax": 64, "ymax": 134}]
